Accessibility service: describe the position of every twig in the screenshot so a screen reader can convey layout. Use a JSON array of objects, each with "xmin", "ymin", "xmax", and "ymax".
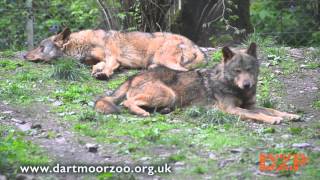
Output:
[{"xmin": 96, "ymin": 0, "xmax": 111, "ymax": 30}]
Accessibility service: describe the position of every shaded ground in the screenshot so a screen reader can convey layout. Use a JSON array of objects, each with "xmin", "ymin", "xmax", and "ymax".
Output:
[{"xmin": 0, "ymin": 46, "xmax": 319, "ymax": 179}]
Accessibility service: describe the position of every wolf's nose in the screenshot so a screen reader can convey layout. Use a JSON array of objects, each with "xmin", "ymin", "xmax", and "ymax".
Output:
[
  {"xmin": 23, "ymin": 54, "xmax": 27, "ymax": 59},
  {"xmin": 243, "ymin": 81, "xmax": 251, "ymax": 89}
]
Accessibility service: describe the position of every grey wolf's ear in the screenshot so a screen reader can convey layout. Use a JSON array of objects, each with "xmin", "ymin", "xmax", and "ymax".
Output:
[
  {"xmin": 247, "ymin": 43, "xmax": 257, "ymax": 58},
  {"xmin": 222, "ymin": 46, "xmax": 234, "ymax": 62},
  {"xmin": 54, "ymin": 27, "xmax": 71, "ymax": 42}
]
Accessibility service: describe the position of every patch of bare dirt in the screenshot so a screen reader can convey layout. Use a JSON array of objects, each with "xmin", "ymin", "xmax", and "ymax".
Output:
[
  {"xmin": 0, "ymin": 102, "xmax": 132, "ymax": 180},
  {"xmin": 282, "ymin": 49, "xmax": 320, "ymax": 119}
]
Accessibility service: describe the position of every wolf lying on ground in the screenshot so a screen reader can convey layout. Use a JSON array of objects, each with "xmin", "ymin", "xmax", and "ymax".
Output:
[
  {"xmin": 95, "ymin": 43, "xmax": 300, "ymax": 124},
  {"xmin": 24, "ymin": 28, "xmax": 206, "ymax": 79}
]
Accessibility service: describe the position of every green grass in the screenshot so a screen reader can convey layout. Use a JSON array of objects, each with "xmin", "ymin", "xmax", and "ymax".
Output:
[
  {"xmin": 0, "ymin": 59, "xmax": 23, "ymax": 70},
  {"xmin": 256, "ymin": 67, "xmax": 280, "ymax": 108},
  {"xmin": 0, "ymin": 125, "xmax": 51, "ymax": 177},
  {"xmin": 0, "ymin": 50, "xmax": 16, "ymax": 58},
  {"xmin": 1, "ymin": 52, "xmax": 319, "ymax": 179},
  {"xmin": 313, "ymin": 100, "xmax": 320, "ymax": 109},
  {"xmin": 107, "ymin": 70, "xmax": 138, "ymax": 90},
  {"xmin": 244, "ymin": 33, "xmax": 276, "ymax": 49},
  {"xmin": 51, "ymin": 58, "xmax": 89, "ymax": 81},
  {"xmin": 304, "ymin": 62, "xmax": 320, "ymax": 69},
  {"xmin": 279, "ymin": 58, "xmax": 299, "ymax": 75}
]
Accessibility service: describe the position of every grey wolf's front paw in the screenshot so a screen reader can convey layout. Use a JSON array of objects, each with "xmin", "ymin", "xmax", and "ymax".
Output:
[
  {"xmin": 269, "ymin": 117, "xmax": 283, "ymax": 124},
  {"xmin": 287, "ymin": 114, "xmax": 301, "ymax": 121}
]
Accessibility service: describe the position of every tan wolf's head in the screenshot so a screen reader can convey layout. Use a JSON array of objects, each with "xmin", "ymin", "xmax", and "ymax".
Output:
[
  {"xmin": 24, "ymin": 28, "xmax": 71, "ymax": 62},
  {"xmin": 222, "ymin": 43, "xmax": 259, "ymax": 90}
]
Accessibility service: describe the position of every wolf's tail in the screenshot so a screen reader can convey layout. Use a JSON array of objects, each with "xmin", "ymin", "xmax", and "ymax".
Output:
[{"xmin": 95, "ymin": 81, "xmax": 130, "ymax": 114}]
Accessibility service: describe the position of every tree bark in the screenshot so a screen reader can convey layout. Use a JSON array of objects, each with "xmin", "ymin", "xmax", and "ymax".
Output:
[
  {"xmin": 26, "ymin": 0, "xmax": 34, "ymax": 50},
  {"xmin": 230, "ymin": 0, "xmax": 253, "ymax": 35}
]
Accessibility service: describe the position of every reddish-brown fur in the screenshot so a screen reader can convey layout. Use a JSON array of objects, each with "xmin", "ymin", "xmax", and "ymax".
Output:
[
  {"xmin": 95, "ymin": 43, "xmax": 300, "ymax": 124},
  {"xmin": 24, "ymin": 28, "xmax": 206, "ymax": 79}
]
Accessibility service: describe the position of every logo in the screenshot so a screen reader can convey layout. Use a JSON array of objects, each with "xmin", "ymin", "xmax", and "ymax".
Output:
[{"xmin": 259, "ymin": 153, "xmax": 308, "ymax": 172}]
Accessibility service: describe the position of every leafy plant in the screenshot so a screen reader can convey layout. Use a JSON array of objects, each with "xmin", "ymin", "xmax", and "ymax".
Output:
[
  {"xmin": 79, "ymin": 109, "xmax": 99, "ymax": 122},
  {"xmin": 0, "ymin": 126, "xmax": 50, "ymax": 176},
  {"xmin": 51, "ymin": 58, "xmax": 88, "ymax": 81},
  {"xmin": 0, "ymin": 0, "xmax": 101, "ymax": 50},
  {"xmin": 53, "ymin": 84, "xmax": 95, "ymax": 103},
  {"xmin": 211, "ymin": 51, "xmax": 222, "ymax": 63},
  {"xmin": 185, "ymin": 106, "xmax": 238, "ymax": 125},
  {"xmin": 251, "ymin": 0, "xmax": 320, "ymax": 46}
]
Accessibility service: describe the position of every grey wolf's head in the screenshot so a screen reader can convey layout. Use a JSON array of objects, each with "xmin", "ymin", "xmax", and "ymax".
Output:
[
  {"xmin": 24, "ymin": 28, "xmax": 71, "ymax": 62},
  {"xmin": 222, "ymin": 43, "xmax": 259, "ymax": 90}
]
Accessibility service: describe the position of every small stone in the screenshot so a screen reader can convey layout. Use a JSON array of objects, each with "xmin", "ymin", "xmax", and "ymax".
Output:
[
  {"xmin": 104, "ymin": 155, "xmax": 112, "ymax": 161},
  {"xmin": 308, "ymin": 47, "xmax": 315, "ymax": 51},
  {"xmin": 2, "ymin": 110, "xmax": 13, "ymax": 114},
  {"xmin": 68, "ymin": 111, "xmax": 76, "ymax": 115},
  {"xmin": 85, "ymin": 143, "xmax": 98, "ymax": 153},
  {"xmin": 218, "ymin": 158, "xmax": 236, "ymax": 168},
  {"xmin": 274, "ymin": 70, "xmax": 282, "ymax": 75},
  {"xmin": 299, "ymin": 90, "xmax": 305, "ymax": 94},
  {"xmin": 17, "ymin": 123, "xmax": 31, "ymax": 132},
  {"xmin": 292, "ymin": 143, "xmax": 312, "ymax": 148},
  {"xmin": 175, "ymin": 161, "xmax": 185, "ymax": 166},
  {"xmin": 0, "ymin": 175, "xmax": 7, "ymax": 180},
  {"xmin": 53, "ymin": 100, "xmax": 63, "ymax": 107},
  {"xmin": 16, "ymin": 174, "xmax": 34, "ymax": 180},
  {"xmin": 209, "ymin": 152, "xmax": 218, "ymax": 160},
  {"xmin": 11, "ymin": 118, "xmax": 25, "ymax": 124},
  {"xmin": 58, "ymin": 112, "xmax": 65, "ymax": 116},
  {"xmin": 275, "ymin": 144, "xmax": 284, "ymax": 148},
  {"xmin": 312, "ymin": 147, "xmax": 320, "ymax": 152},
  {"xmin": 281, "ymin": 134, "xmax": 291, "ymax": 139},
  {"xmin": 47, "ymin": 98, "xmax": 55, "ymax": 102},
  {"xmin": 230, "ymin": 148, "xmax": 245, "ymax": 153},
  {"xmin": 88, "ymin": 101, "xmax": 95, "ymax": 107},
  {"xmin": 300, "ymin": 64, "xmax": 307, "ymax": 68},
  {"xmin": 140, "ymin": 156, "xmax": 151, "ymax": 161},
  {"xmin": 31, "ymin": 123, "xmax": 42, "ymax": 129},
  {"xmin": 55, "ymin": 137, "xmax": 66, "ymax": 144}
]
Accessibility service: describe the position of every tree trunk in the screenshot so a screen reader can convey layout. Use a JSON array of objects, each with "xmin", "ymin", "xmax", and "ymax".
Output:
[
  {"xmin": 230, "ymin": 0, "xmax": 253, "ymax": 35},
  {"xmin": 26, "ymin": 0, "xmax": 34, "ymax": 50},
  {"xmin": 171, "ymin": 0, "xmax": 253, "ymax": 46}
]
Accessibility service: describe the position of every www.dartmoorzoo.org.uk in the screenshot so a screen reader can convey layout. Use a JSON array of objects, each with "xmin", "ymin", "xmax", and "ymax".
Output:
[{"xmin": 19, "ymin": 163, "xmax": 172, "ymax": 176}]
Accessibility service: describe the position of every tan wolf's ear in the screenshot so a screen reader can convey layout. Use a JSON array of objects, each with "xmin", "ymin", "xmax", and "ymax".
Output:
[
  {"xmin": 54, "ymin": 27, "xmax": 71, "ymax": 42},
  {"xmin": 247, "ymin": 42, "xmax": 257, "ymax": 58},
  {"xmin": 222, "ymin": 46, "xmax": 234, "ymax": 63}
]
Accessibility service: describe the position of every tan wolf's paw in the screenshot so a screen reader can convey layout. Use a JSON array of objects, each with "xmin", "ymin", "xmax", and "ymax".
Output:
[
  {"xmin": 92, "ymin": 71, "xmax": 109, "ymax": 80},
  {"xmin": 140, "ymin": 111, "xmax": 150, "ymax": 117},
  {"xmin": 269, "ymin": 117, "xmax": 283, "ymax": 124},
  {"xmin": 148, "ymin": 64, "xmax": 159, "ymax": 69}
]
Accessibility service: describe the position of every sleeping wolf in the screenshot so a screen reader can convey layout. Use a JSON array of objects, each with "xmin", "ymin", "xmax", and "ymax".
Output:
[
  {"xmin": 94, "ymin": 43, "xmax": 300, "ymax": 124},
  {"xmin": 24, "ymin": 28, "xmax": 205, "ymax": 79}
]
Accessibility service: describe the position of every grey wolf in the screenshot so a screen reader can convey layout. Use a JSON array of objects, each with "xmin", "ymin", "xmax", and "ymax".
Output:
[{"xmin": 94, "ymin": 43, "xmax": 300, "ymax": 124}]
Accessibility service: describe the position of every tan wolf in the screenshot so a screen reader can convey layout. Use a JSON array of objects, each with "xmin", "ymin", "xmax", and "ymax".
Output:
[
  {"xmin": 94, "ymin": 43, "xmax": 300, "ymax": 124},
  {"xmin": 24, "ymin": 28, "xmax": 206, "ymax": 79}
]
